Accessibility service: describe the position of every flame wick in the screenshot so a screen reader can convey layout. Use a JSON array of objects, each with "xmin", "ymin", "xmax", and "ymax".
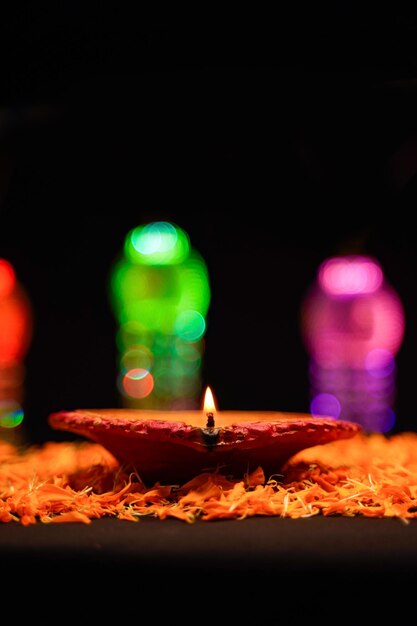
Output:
[
  {"xmin": 206, "ymin": 411, "xmax": 215, "ymax": 429},
  {"xmin": 203, "ymin": 386, "xmax": 216, "ymax": 429}
]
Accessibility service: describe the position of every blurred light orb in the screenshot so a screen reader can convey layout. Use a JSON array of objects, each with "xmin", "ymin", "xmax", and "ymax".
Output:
[
  {"xmin": 365, "ymin": 348, "xmax": 396, "ymax": 378},
  {"xmin": 303, "ymin": 255, "xmax": 405, "ymax": 369},
  {"xmin": 120, "ymin": 346, "xmax": 153, "ymax": 374},
  {"xmin": 319, "ymin": 255, "xmax": 383, "ymax": 296},
  {"xmin": 110, "ymin": 221, "xmax": 210, "ymax": 409},
  {"xmin": 125, "ymin": 222, "xmax": 190, "ymax": 265},
  {"xmin": 310, "ymin": 393, "xmax": 341, "ymax": 419},
  {"xmin": 121, "ymin": 368, "xmax": 154, "ymax": 399},
  {"xmin": 0, "ymin": 259, "xmax": 16, "ymax": 299},
  {"xmin": 302, "ymin": 254, "xmax": 405, "ymax": 433},
  {"xmin": 0, "ymin": 261, "xmax": 33, "ymax": 366},
  {"xmin": 0, "ymin": 401, "xmax": 24, "ymax": 428},
  {"xmin": 174, "ymin": 310, "xmax": 206, "ymax": 341}
]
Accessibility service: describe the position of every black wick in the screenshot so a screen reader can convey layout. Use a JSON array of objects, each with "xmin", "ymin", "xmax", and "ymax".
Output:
[
  {"xmin": 202, "ymin": 411, "xmax": 219, "ymax": 449},
  {"xmin": 206, "ymin": 411, "xmax": 215, "ymax": 429}
]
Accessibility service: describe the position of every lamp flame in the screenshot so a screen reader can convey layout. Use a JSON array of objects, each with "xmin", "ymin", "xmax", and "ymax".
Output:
[{"xmin": 203, "ymin": 386, "xmax": 216, "ymax": 414}]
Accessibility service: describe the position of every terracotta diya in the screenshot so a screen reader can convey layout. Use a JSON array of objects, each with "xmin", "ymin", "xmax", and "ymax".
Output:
[{"xmin": 49, "ymin": 388, "xmax": 360, "ymax": 485}]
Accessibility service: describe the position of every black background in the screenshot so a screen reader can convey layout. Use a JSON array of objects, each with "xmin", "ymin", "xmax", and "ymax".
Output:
[{"xmin": 2, "ymin": 5, "xmax": 417, "ymax": 442}]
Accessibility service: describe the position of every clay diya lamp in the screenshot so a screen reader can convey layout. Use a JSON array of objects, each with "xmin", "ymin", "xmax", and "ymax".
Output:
[{"xmin": 49, "ymin": 387, "xmax": 360, "ymax": 485}]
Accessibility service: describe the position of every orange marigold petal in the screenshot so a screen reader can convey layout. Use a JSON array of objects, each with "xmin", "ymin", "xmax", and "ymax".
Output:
[{"xmin": 49, "ymin": 511, "xmax": 92, "ymax": 524}]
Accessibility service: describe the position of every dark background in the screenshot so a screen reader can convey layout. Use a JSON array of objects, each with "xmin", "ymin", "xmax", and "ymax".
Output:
[{"xmin": 2, "ymin": 6, "xmax": 417, "ymax": 442}]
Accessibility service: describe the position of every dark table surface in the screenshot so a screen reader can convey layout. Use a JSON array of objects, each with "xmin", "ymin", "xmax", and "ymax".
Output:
[
  {"xmin": 4, "ymin": 515, "xmax": 416, "ymax": 617},
  {"xmin": 2, "ymin": 515, "xmax": 416, "ymax": 577}
]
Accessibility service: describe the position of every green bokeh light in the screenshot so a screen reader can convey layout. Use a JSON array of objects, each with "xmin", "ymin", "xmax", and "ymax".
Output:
[
  {"xmin": 120, "ymin": 346, "xmax": 153, "ymax": 374},
  {"xmin": 125, "ymin": 222, "xmax": 190, "ymax": 266},
  {"xmin": 177, "ymin": 252, "xmax": 211, "ymax": 318},
  {"xmin": 0, "ymin": 401, "xmax": 24, "ymax": 429},
  {"xmin": 110, "ymin": 220, "xmax": 210, "ymax": 407},
  {"xmin": 174, "ymin": 310, "xmax": 206, "ymax": 341},
  {"xmin": 110, "ymin": 255, "xmax": 210, "ymax": 335},
  {"xmin": 116, "ymin": 321, "xmax": 148, "ymax": 352},
  {"xmin": 174, "ymin": 339, "xmax": 204, "ymax": 361}
]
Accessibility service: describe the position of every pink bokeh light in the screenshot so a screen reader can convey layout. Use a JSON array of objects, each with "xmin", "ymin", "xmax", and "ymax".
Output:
[
  {"xmin": 319, "ymin": 255, "xmax": 383, "ymax": 297},
  {"xmin": 302, "ymin": 257, "xmax": 405, "ymax": 369},
  {"xmin": 302, "ymin": 254, "xmax": 405, "ymax": 432}
]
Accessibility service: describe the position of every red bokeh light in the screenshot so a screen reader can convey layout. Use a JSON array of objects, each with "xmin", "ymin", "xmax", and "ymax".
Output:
[{"xmin": 0, "ymin": 259, "xmax": 16, "ymax": 299}]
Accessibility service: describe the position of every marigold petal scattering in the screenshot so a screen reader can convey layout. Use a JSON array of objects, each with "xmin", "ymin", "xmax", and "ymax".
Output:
[{"xmin": 2, "ymin": 432, "xmax": 417, "ymax": 525}]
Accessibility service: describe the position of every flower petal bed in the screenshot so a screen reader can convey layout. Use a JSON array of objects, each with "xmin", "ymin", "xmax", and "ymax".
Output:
[{"xmin": 2, "ymin": 432, "xmax": 417, "ymax": 525}]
